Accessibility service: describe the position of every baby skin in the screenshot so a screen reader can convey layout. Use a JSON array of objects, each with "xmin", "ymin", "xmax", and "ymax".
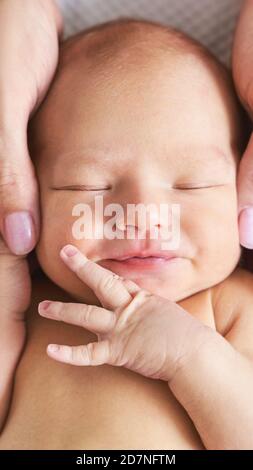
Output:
[{"xmin": 1, "ymin": 18, "xmax": 253, "ymax": 450}]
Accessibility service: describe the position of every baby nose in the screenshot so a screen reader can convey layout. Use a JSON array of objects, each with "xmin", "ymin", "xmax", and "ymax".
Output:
[
  {"xmin": 117, "ymin": 202, "xmax": 169, "ymax": 237},
  {"xmin": 114, "ymin": 176, "xmax": 174, "ymax": 237}
]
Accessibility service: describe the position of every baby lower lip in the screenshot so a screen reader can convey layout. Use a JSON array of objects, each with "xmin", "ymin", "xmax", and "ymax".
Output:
[
  {"xmin": 102, "ymin": 256, "xmax": 179, "ymax": 271},
  {"xmin": 113, "ymin": 256, "xmax": 171, "ymax": 263}
]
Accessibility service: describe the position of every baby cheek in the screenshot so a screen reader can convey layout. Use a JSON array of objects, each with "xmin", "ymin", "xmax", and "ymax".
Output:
[
  {"xmin": 36, "ymin": 201, "xmax": 99, "ymax": 300},
  {"xmin": 38, "ymin": 194, "xmax": 90, "ymax": 251},
  {"xmin": 207, "ymin": 189, "xmax": 239, "ymax": 248},
  {"xmin": 184, "ymin": 191, "xmax": 240, "ymax": 272}
]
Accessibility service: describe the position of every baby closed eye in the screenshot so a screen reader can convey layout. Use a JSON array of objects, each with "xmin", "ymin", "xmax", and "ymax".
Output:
[
  {"xmin": 50, "ymin": 185, "xmax": 111, "ymax": 192},
  {"xmin": 172, "ymin": 183, "xmax": 228, "ymax": 191},
  {"xmin": 50, "ymin": 183, "xmax": 228, "ymax": 193}
]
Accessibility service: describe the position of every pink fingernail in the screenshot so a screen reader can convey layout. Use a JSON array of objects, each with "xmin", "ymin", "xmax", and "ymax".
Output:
[
  {"xmin": 239, "ymin": 207, "xmax": 253, "ymax": 249},
  {"xmin": 4, "ymin": 211, "xmax": 35, "ymax": 255},
  {"xmin": 38, "ymin": 301, "xmax": 51, "ymax": 313},
  {"xmin": 61, "ymin": 245, "xmax": 78, "ymax": 257},
  {"xmin": 47, "ymin": 344, "xmax": 59, "ymax": 353}
]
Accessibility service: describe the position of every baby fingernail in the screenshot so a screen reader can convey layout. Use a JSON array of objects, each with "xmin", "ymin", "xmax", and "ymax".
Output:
[
  {"xmin": 61, "ymin": 245, "xmax": 78, "ymax": 257},
  {"xmin": 38, "ymin": 300, "xmax": 51, "ymax": 314},
  {"xmin": 47, "ymin": 344, "xmax": 59, "ymax": 353}
]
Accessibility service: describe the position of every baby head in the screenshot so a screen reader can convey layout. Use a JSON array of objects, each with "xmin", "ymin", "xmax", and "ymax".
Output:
[{"xmin": 29, "ymin": 18, "xmax": 246, "ymax": 304}]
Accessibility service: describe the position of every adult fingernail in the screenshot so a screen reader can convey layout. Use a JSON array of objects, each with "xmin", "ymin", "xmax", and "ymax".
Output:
[
  {"xmin": 38, "ymin": 301, "xmax": 51, "ymax": 314},
  {"xmin": 4, "ymin": 211, "xmax": 35, "ymax": 255},
  {"xmin": 239, "ymin": 207, "xmax": 253, "ymax": 249},
  {"xmin": 61, "ymin": 244, "xmax": 78, "ymax": 257}
]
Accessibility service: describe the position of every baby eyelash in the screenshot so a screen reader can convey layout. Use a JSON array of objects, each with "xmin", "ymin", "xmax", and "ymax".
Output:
[{"xmin": 50, "ymin": 186, "xmax": 110, "ymax": 191}]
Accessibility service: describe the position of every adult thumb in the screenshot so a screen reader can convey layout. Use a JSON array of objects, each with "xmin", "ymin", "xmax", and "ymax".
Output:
[
  {"xmin": 0, "ymin": 133, "xmax": 39, "ymax": 255},
  {"xmin": 238, "ymin": 132, "xmax": 253, "ymax": 248}
]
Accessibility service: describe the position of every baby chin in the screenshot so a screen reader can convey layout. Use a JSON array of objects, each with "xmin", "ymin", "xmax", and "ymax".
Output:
[
  {"xmin": 98, "ymin": 255, "xmax": 192, "ymax": 300},
  {"xmin": 51, "ymin": 256, "xmax": 202, "ymax": 303}
]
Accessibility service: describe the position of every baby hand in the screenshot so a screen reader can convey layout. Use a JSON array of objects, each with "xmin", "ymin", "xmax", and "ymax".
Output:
[{"xmin": 38, "ymin": 244, "xmax": 211, "ymax": 383}]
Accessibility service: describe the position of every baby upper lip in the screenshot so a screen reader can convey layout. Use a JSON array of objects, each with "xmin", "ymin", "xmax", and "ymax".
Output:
[{"xmin": 107, "ymin": 251, "xmax": 179, "ymax": 261}]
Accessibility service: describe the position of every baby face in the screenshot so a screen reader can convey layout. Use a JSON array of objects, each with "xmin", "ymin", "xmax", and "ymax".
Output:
[{"xmin": 31, "ymin": 34, "xmax": 242, "ymax": 304}]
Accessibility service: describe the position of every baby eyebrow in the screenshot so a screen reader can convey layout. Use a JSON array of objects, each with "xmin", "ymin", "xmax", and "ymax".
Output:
[
  {"xmin": 49, "ymin": 143, "xmax": 236, "ymax": 176},
  {"xmin": 53, "ymin": 147, "xmax": 115, "ymax": 165},
  {"xmin": 192, "ymin": 144, "xmax": 236, "ymax": 165}
]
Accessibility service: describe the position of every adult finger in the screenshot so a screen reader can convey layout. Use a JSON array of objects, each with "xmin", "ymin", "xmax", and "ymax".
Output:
[
  {"xmin": 0, "ymin": 0, "xmax": 63, "ymax": 254},
  {"xmin": 237, "ymin": 134, "xmax": 253, "ymax": 248},
  {"xmin": 232, "ymin": 0, "xmax": 253, "ymax": 117},
  {"xmin": 0, "ymin": 139, "xmax": 39, "ymax": 254}
]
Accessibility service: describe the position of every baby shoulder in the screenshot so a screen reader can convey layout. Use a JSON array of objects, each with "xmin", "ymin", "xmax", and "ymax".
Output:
[{"xmin": 211, "ymin": 268, "xmax": 253, "ymax": 361}]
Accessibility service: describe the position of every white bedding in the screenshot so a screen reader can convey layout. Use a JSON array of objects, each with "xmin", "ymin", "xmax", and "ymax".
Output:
[{"xmin": 56, "ymin": 0, "xmax": 243, "ymax": 66}]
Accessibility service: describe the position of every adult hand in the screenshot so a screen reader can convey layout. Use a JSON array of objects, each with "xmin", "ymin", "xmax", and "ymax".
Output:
[
  {"xmin": 0, "ymin": 235, "xmax": 30, "ymax": 428},
  {"xmin": 233, "ymin": 0, "xmax": 253, "ymax": 248},
  {"xmin": 0, "ymin": 0, "xmax": 62, "ymax": 429},
  {"xmin": 38, "ymin": 245, "xmax": 212, "ymax": 383},
  {"xmin": 0, "ymin": 0, "xmax": 62, "ymax": 255}
]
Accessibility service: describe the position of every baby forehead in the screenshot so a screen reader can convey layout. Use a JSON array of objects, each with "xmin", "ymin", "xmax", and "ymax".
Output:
[
  {"xmin": 58, "ymin": 17, "xmax": 225, "ymax": 80},
  {"xmin": 29, "ymin": 20, "xmax": 244, "ymax": 162},
  {"xmin": 54, "ymin": 22, "xmax": 235, "ymax": 122},
  {"xmin": 51, "ymin": 46, "xmax": 229, "ymax": 129}
]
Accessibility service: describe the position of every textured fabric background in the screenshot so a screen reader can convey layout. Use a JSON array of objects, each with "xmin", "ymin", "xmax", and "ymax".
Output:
[{"xmin": 56, "ymin": 0, "xmax": 243, "ymax": 66}]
